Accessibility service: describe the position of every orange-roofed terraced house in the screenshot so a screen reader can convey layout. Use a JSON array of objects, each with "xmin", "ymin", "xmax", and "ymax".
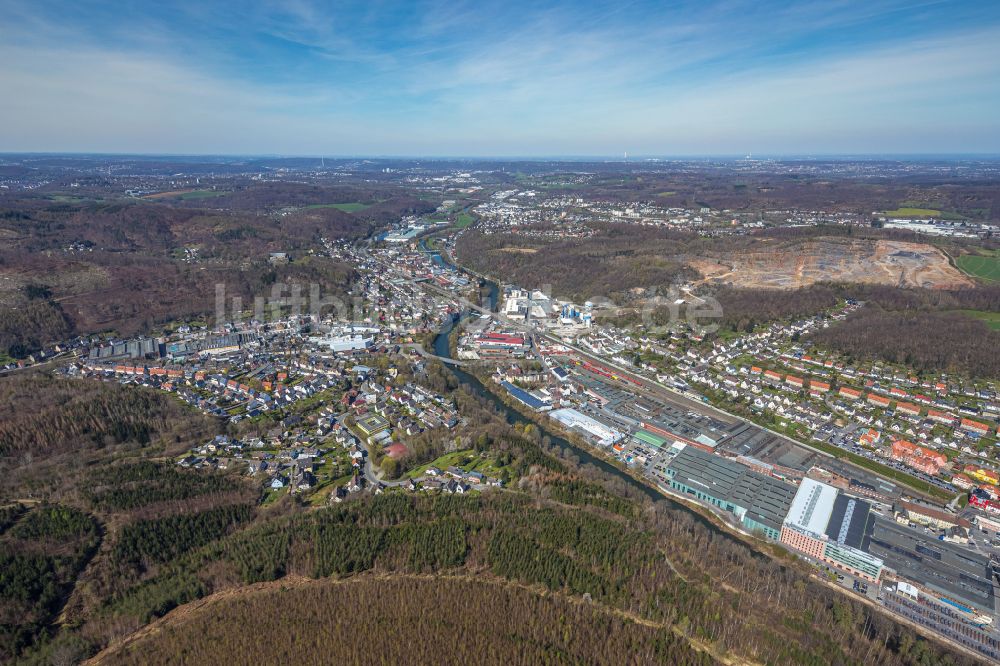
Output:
[
  {"xmin": 927, "ymin": 409, "xmax": 956, "ymax": 426},
  {"xmin": 961, "ymin": 418, "xmax": 991, "ymax": 436},
  {"xmin": 839, "ymin": 387, "xmax": 861, "ymax": 400},
  {"xmin": 867, "ymin": 393, "xmax": 890, "ymax": 408}
]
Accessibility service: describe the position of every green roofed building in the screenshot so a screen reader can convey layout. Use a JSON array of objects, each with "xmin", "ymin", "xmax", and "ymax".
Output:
[
  {"xmin": 633, "ymin": 429, "xmax": 668, "ymax": 449},
  {"xmin": 357, "ymin": 413, "xmax": 390, "ymax": 438}
]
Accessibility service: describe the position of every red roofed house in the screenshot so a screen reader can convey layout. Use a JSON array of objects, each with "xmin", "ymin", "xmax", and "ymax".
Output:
[
  {"xmin": 961, "ymin": 418, "xmax": 991, "ymax": 435},
  {"xmin": 764, "ymin": 370, "xmax": 782, "ymax": 382},
  {"xmin": 810, "ymin": 381, "xmax": 830, "ymax": 394},
  {"xmin": 840, "ymin": 387, "xmax": 862, "ymax": 400},
  {"xmin": 890, "ymin": 387, "xmax": 908, "ymax": 399},
  {"xmin": 896, "ymin": 402, "xmax": 921, "ymax": 417},
  {"xmin": 859, "ymin": 428, "xmax": 881, "ymax": 446},
  {"xmin": 927, "ymin": 409, "xmax": 956, "ymax": 426},
  {"xmin": 785, "ymin": 375, "xmax": 804, "ymax": 389},
  {"xmin": 867, "ymin": 393, "xmax": 890, "ymax": 408}
]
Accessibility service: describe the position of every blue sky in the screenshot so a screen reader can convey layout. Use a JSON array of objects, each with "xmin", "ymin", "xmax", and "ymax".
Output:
[{"xmin": 2, "ymin": 0, "xmax": 1000, "ymax": 156}]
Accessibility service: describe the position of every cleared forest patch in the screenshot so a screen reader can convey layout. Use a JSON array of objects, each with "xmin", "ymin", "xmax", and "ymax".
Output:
[{"xmin": 91, "ymin": 574, "xmax": 716, "ymax": 666}]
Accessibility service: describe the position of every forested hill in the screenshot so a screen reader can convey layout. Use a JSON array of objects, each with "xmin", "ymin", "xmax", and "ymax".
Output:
[
  {"xmin": 0, "ymin": 358, "xmax": 983, "ymax": 665},
  {"xmin": 0, "ymin": 182, "xmax": 433, "ymax": 358},
  {"xmin": 3, "ymin": 488, "xmax": 976, "ymax": 666}
]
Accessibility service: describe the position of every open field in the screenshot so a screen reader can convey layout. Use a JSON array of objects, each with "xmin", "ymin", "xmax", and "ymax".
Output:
[
  {"xmin": 179, "ymin": 189, "xmax": 229, "ymax": 200},
  {"xmin": 956, "ymin": 309, "xmax": 1000, "ymax": 330},
  {"xmin": 403, "ymin": 449, "xmax": 504, "ymax": 479},
  {"xmin": 304, "ymin": 202, "xmax": 370, "ymax": 212},
  {"xmin": 497, "ymin": 247, "xmax": 539, "ymax": 254},
  {"xmin": 454, "ymin": 212, "xmax": 475, "ymax": 228},
  {"xmin": 141, "ymin": 189, "xmax": 227, "ymax": 200},
  {"xmin": 882, "ymin": 207, "xmax": 941, "ymax": 218},
  {"xmin": 957, "ymin": 253, "xmax": 1000, "ymax": 283},
  {"xmin": 691, "ymin": 239, "xmax": 973, "ymax": 290}
]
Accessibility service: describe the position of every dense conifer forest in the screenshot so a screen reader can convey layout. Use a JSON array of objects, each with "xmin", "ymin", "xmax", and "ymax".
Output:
[{"xmin": 99, "ymin": 576, "xmax": 715, "ymax": 666}]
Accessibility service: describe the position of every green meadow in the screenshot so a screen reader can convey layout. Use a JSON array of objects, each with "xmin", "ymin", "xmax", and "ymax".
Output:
[
  {"xmin": 881, "ymin": 207, "xmax": 940, "ymax": 218},
  {"xmin": 957, "ymin": 253, "xmax": 1000, "ymax": 283},
  {"xmin": 305, "ymin": 202, "xmax": 371, "ymax": 212}
]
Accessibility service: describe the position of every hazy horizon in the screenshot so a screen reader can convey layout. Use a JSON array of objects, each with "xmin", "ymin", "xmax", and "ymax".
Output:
[{"xmin": 6, "ymin": 151, "xmax": 1000, "ymax": 162}]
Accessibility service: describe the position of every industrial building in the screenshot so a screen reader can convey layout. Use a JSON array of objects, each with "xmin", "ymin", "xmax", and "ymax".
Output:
[
  {"xmin": 549, "ymin": 408, "xmax": 624, "ymax": 447},
  {"xmin": 199, "ymin": 332, "xmax": 256, "ymax": 356},
  {"xmin": 88, "ymin": 337, "xmax": 163, "ymax": 361},
  {"xmin": 501, "ymin": 381, "xmax": 551, "ymax": 411},
  {"xmin": 780, "ymin": 478, "xmax": 884, "ymax": 582},
  {"xmin": 318, "ymin": 334, "xmax": 373, "ymax": 353},
  {"xmin": 663, "ymin": 444, "xmax": 797, "ymax": 540}
]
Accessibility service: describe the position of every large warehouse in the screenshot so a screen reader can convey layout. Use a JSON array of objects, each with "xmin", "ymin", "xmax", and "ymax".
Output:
[
  {"xmin": 663, "ymin": 444, "xmax": 796, "ymax": 540},
  {"xmin": 548, "ymin": 408, "xmax": 624, "ymax": 447}
]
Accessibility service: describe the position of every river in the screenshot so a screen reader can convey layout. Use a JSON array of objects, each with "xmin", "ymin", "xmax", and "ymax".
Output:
[{"xmin": 422, "ymin": 238, "xmax": 697, "ymax": 507}]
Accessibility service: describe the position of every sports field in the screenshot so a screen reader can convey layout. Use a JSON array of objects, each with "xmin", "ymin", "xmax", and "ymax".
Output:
[{"xmin": 957, "ymin": 253, "xmax": 1000, "ymax": 283}]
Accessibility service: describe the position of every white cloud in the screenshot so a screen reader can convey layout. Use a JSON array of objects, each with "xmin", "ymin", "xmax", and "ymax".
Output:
[
  {"xmin": 0, "ymin": 10, "xmax": 998, "ymax": 155},
  {"xmin": 0, "ymin": 43, "xmax": 377, "ymax": 154}
]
